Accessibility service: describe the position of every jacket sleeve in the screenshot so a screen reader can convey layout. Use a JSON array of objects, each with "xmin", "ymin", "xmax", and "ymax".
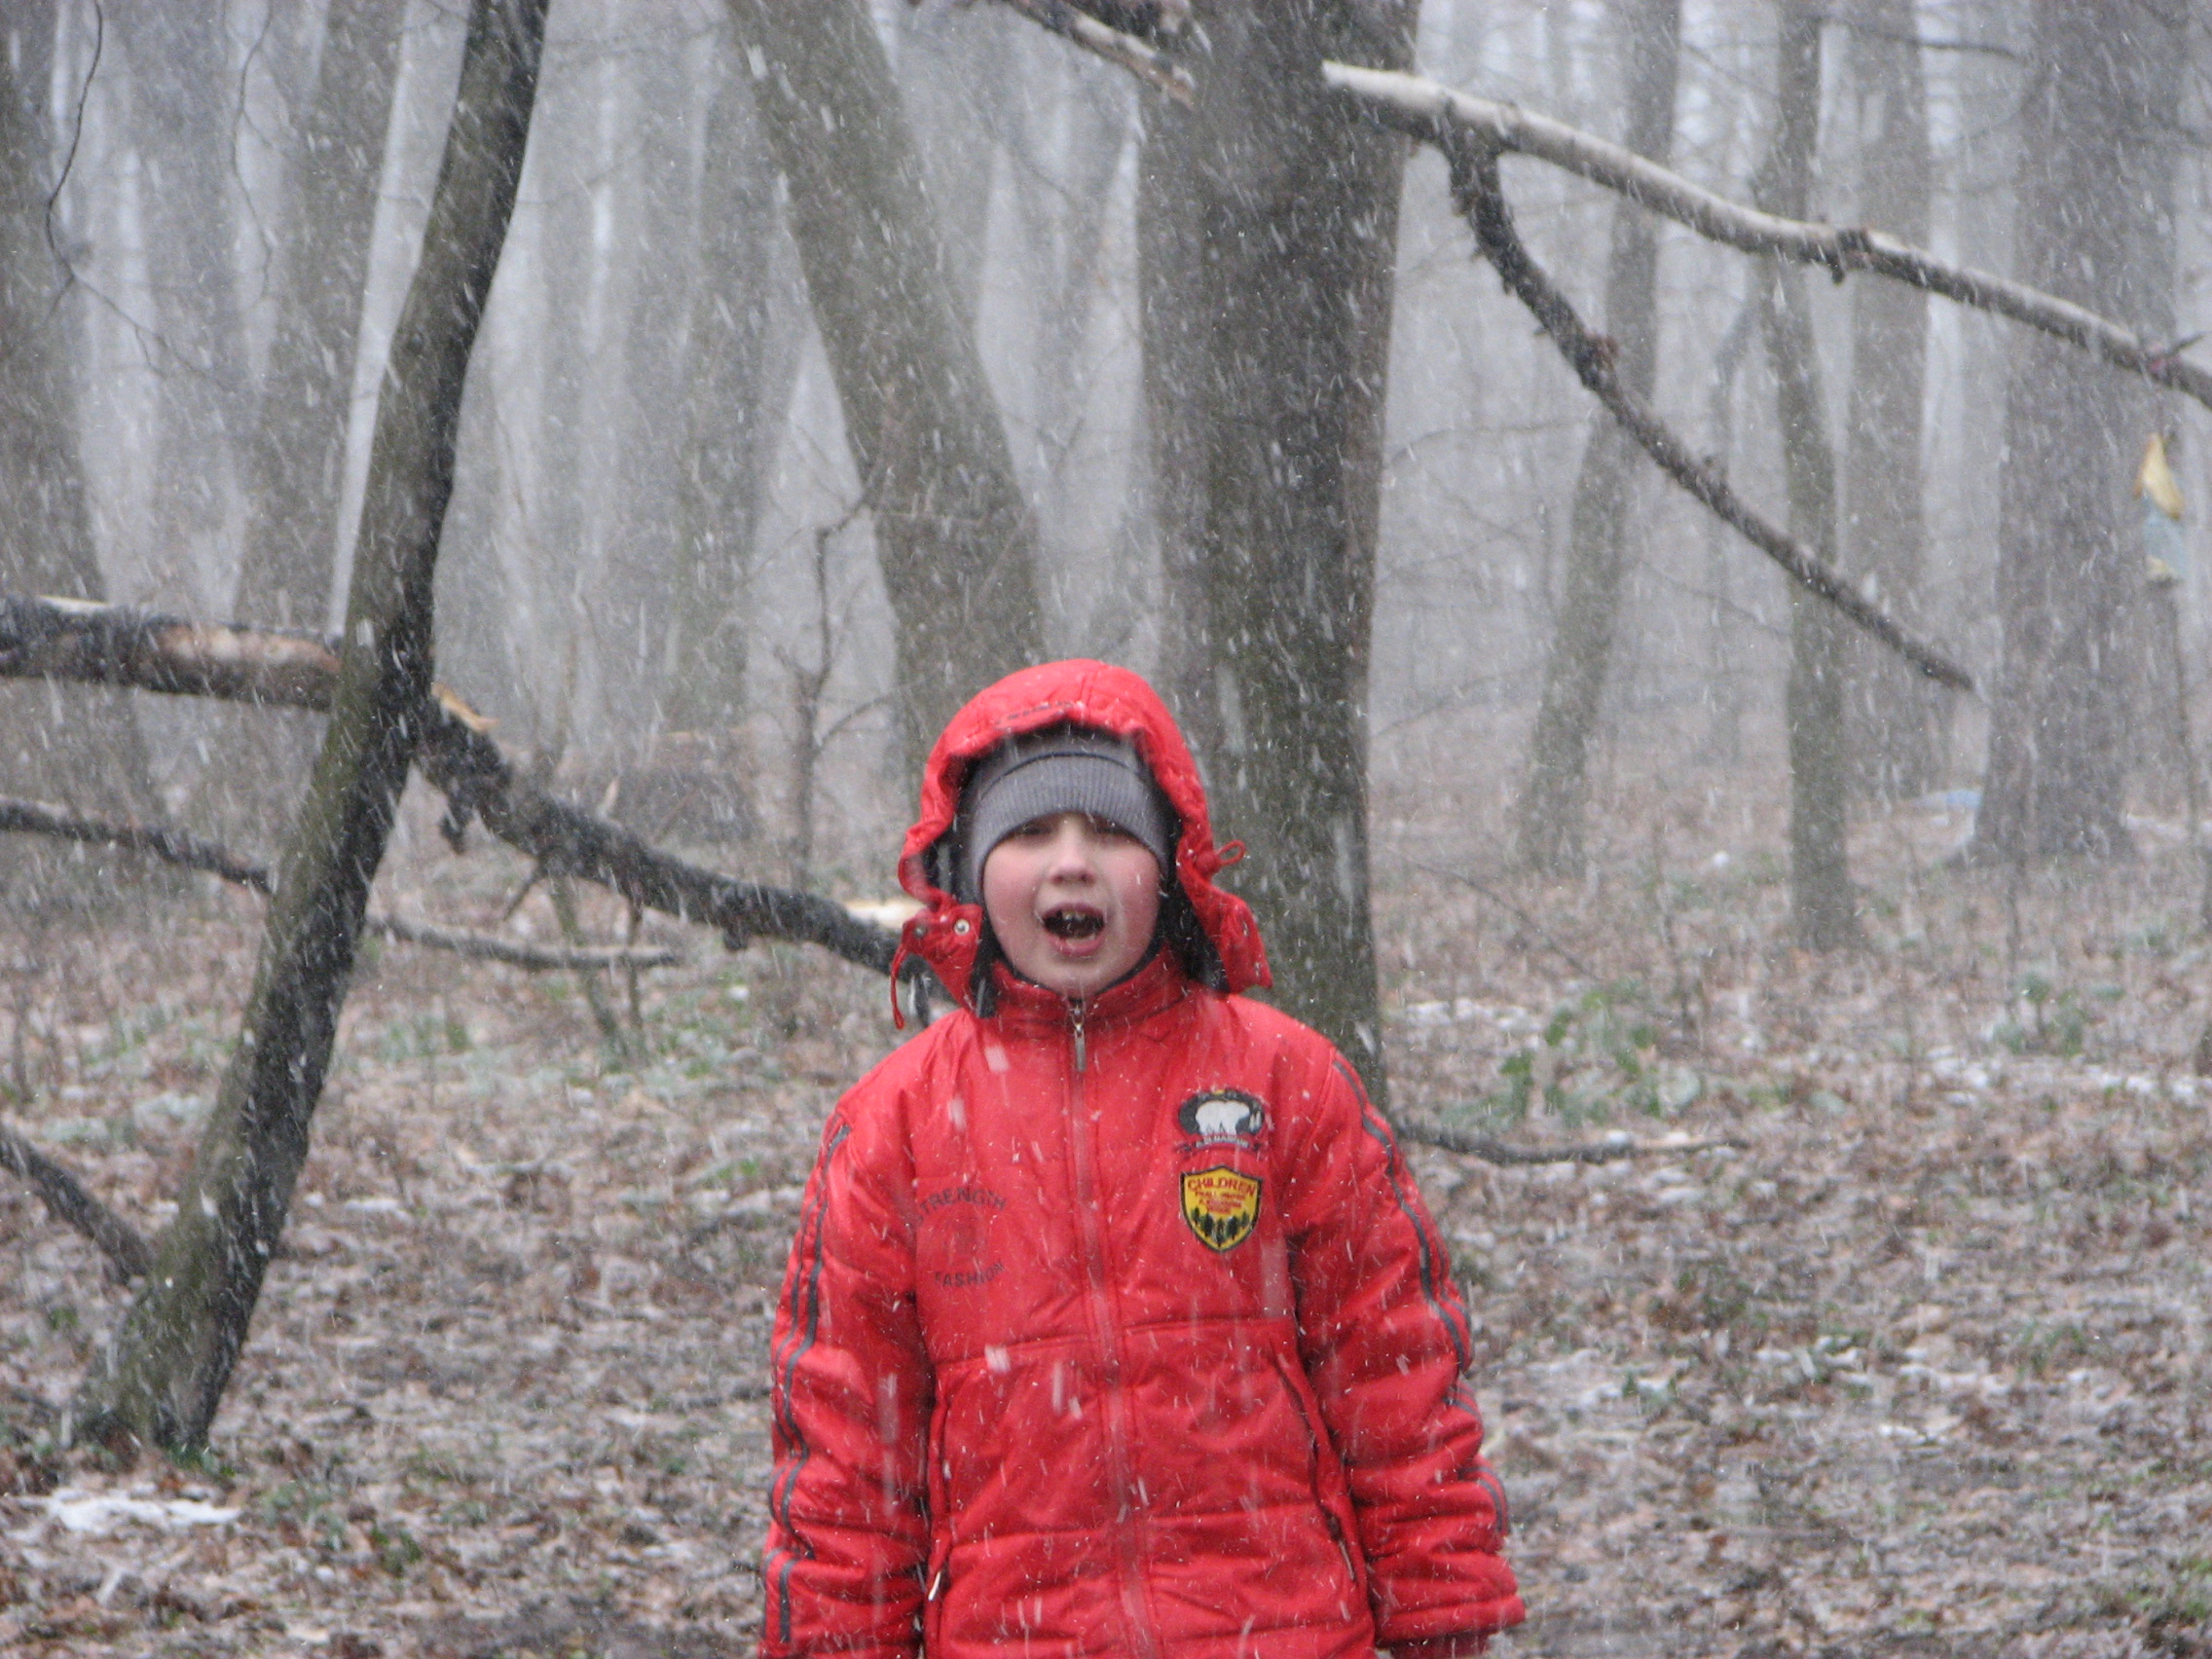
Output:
[
  {"xmin": 760, "ymin": 1089, "xmax": 932, "ymax": 1659},
  {"xmin": 1283, "ymin": 1052, "xmax": 1524, "ymax": 1650}
]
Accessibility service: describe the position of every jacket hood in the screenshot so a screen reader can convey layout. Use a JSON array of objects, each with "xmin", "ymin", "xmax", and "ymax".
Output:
[{"xmin": 895, "ymin": 660, "xmax": 1269, "ymax": 1013}]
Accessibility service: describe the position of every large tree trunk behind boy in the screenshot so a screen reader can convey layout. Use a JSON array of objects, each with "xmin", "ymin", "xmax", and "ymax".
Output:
[
  {"xmin": 724, "ymin": 0, "xmax": 1045, "ymax": 763},
  {"xmin": 1140, "ymin": 1, "xmax": 1417, "ymax": 1097},
  {"xmin": 66, "ymin": 0, "xmax": 546, "ymax": 1456}
]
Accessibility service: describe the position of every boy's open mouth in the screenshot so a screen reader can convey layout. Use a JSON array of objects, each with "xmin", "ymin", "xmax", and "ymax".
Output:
[{"xmin": 1041, "ymin": 905, "xmax": 1105, "ymax": 941}]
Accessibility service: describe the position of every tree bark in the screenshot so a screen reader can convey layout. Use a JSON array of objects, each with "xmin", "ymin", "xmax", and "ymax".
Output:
[
  {"xmin": 1138, "ymin": 1, "xmax": 1416, "ymax": 1096},
  {"xmin": 1839, "ymin": 0, "xmax": 1936, "ymax": 800},
  {"xmin": 65, "ymin": 0, "xmax": 549, "ymax": 1456},
  {"xmin": 723, "ymin": 0, "xmax": 1045, "ymax": 760},
  {"xmin": 1968, "ymin": 1, "xmax": 2181, "ymax": 863},
  {"xmin": 1756, "ymin": 0, "xmax": 1860, "ymax": 950},
  {"xmin": 1512, "ymin": 0, "xmax": 1679, "ymax": 879},
  {"xmin": 0, "ymin": 5, "xmax": 156, "ymax": 880}
]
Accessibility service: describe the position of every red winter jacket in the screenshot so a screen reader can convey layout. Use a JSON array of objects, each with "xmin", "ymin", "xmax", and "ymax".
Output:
[{"xmin": 761, "ymin": 662, "xmax": 1522, "ymax": 1659}]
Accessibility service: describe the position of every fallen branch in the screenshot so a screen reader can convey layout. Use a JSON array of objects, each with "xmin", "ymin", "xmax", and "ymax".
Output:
[
  {"xmin": 1446, "ymin": 147, "xmax": 1973, "ymax": 692},
  {"xmin": 989, "ymin": 0, "xmax": 1194, "ymax": 105},
  {"xmin": 0, "ymin": 795, "xmax": 273, "ymax": 892},
  {"xmin": 0, "ymin": 596, "xmax": 913, "ymax": 987},
  {"xmin": 0, "ymin": 1123, "xmax": 154, "ymax": 1281},
  {"xmin": 1325, "ymin": 62, "xmax": 2212, "ymax": 415},
  {"xmin": 368, "ymin": 914, "xmax": 680, "ymax": 973},
  {"xmin": 0, "ymin": 796, "xmax": 682, "ymax": 973},
  {"xmin": 1399, "ymin": 1119, "xmax": 1742, "ymax": 1166}
]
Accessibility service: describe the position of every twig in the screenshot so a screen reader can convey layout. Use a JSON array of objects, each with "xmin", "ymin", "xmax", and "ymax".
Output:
[
  {"xmin": 988, "ymin": 0, "xmax": 1194, "ymax": 106},
  {"xmin": 1446, "ymin": 146, "xmax": 1975, "ymax": 693},
  {"xmin": 0, "ymin": 1123, "xmax": 154, "ymax": 1281},
  {"xmin": 0, "ymin": 795, "xmax": 681, "ymax": 973},
  {"xmin": 1324, "ymin": 62, "xmax": 2212, "ymax": 416},
  {"xmin": 1399, "ymin": 857, "xmax": 1599, "ymax": 980},
  {"xmin": 1398, "ymin": 1119, "xmax": 1742, "ymax": 1166}
]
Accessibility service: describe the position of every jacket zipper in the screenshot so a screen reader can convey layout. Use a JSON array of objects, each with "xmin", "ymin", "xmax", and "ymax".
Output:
[{"xmin": 1062, "ymin": 996, "xmax": 1159, "ymax": 1659}]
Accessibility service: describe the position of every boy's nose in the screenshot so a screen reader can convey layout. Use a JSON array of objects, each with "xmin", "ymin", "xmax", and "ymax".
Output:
[{"xmin": 1046, "ymin": 824, "xmax": 1097, "ymax": 874}]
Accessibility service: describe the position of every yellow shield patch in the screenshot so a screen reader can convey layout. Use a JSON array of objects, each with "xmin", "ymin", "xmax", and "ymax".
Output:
[{"xmin": 1181, "ymin": 1166, "xmax": 1261, "ymax": 1253}]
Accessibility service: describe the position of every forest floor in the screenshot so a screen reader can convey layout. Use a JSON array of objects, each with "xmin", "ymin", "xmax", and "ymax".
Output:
[{"xmin": 0, "ymin": 756, "xmax": 2209, "ymax": 1659}]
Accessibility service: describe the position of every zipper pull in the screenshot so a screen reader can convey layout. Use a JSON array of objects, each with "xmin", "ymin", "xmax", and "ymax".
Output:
[{"xmin": 1071, "ymin": 998, "xmax": 1088, "ymax": 1073}]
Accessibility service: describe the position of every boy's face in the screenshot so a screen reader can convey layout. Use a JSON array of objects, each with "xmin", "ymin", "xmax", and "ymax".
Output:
[{"xmin": 980, "ymin": 811, "xmax": 1162, "ymax": 1001}]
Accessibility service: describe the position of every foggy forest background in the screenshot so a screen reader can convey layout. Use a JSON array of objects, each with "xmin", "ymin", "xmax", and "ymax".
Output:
[
  {"xmin": 4, "ymin": 1, "xmax": 2212, "ymax": 1653},
  {"xmin": 13, "ymin": 0, "xmax": 2209, "ymax": 925}
]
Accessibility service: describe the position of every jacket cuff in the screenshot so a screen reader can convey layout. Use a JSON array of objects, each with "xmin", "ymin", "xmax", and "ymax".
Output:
[{"xmin": 1390, "ymin": 1637, "xmax": 1490, "ymax": 1659}]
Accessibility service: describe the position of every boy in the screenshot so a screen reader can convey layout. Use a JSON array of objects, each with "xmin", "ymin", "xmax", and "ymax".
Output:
[{"xmin": 761, "ymin": 661, "xmax": 1521, "ymax": 1659}]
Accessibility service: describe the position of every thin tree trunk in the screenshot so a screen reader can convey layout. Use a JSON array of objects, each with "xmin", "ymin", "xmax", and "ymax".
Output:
[
  {"xmin": 114, "ymin": 6, "xmax": 249, "ymax": 616},
  {"xmin": 598, "ymin": 31, "xmax": 698, "ymax": 742},
  {"xmin": 1756, "ymin": 0, "xmax": 1859, "ymax": 950},
  {"xmin": 65, "ymin": 0, "xmax": 548, "ymax": 1456},
  {"xmin": 724, "ymin": 0, "xmax": 1044, "ymax": 760},
  {"xmin": 1513, "ymin": 0, "xmax": 1679, "ymax": 878},
  {"xmin": 234, "ymin": 0, "xmax": 409, "ymax": 633},
  {"xmin": 1138, "ymin": 0, "xmax": 1416, "ymax": 1096},
  {"xmin": 1968, "ymin": 0, "xmax": 2181, "ymax": 863},
  {"xmin": 0, "ymin": 4, "xmax": 155, "ymax": 876},
  {"xmin": 202, "ymin": 0, "xmax": 409, "ymax": 843},
  {"xmin": 1840, "ymin": 0, "xmax": 1936, "ymax": 799}
]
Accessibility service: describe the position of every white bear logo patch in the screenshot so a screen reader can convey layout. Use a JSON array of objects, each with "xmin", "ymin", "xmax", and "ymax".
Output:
[{"xmin": 1175, "ymin": 1088, "xmax": 1267, "ymax": 1148}]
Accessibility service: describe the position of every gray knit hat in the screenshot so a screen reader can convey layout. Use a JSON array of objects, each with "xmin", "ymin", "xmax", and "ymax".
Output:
[{"xmin": 959, "ymin": 730, "xmax": 1175, "ymax": 900}]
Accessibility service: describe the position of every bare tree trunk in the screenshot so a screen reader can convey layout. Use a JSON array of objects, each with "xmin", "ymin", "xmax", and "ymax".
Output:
[
  {"xmin": 1840, "ymin": 0, "xmax": 1936, "ymax": 799},
  {"xmin": 659, "ymin": 29, "xmax": 798, "ymax": 822},
  {"xmin": 599, "ymin": 30, "xmax": 699, "ymax": 743},
  {"xmin": 1755, "ymin": 0, "xmax": 1859, "ymax": 950},
  {"xmin": 65, "ymin": 0, "xmax": 547, "ymax": 1457},
  {"xmin": 724, "ymin": 0, "xmax": 1045, "ymax": 759},
  {"xmin": 234, "ymin": 1, "xmax": 409, "ymax": 633},
  {"xmin": 203, "ymin": 0, "xmax": 409, "ymax": 842},
  {"xmin": 1138, "ymin": 1, "xmax": 1416, "ymax": 1096},
  {"xmin": 1968, "ymin": 0, "xmax": 2181, "ymax": 863},
  {"xmin": 0, "ymin": 4, "xmax": 155, "ymax": 884},
  {"xmin": 113, "ymin": 6, "xmax": 249, "ymax": 615},
  {"xmin": 894, "ymin": 0, "xmax": 1009, "ymax": 316},
  {"xmin": 1512, "ymin": 0, "xmax": 1679, "ymax": 878},
  {"xmin": 1697, "ymin": 290, "xmax": 1759, "ymax": 767}
]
